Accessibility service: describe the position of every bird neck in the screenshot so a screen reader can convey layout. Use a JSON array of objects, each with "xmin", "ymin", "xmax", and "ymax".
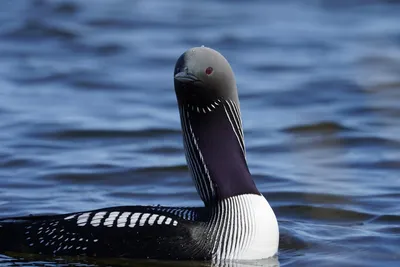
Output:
[{"xmin": 179, "ymin": 98, "xmax": 259, "ymax": 207}]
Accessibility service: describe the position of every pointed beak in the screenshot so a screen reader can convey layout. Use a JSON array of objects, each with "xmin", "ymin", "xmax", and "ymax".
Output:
[{"xmin": 174, "ymin": 72, "xmax": 200, "ymax": 83}]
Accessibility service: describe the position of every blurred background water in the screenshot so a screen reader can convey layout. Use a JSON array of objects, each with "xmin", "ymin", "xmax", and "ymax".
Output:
[{"xmin": 0, "ymin": 0, "xmax": 399, "ymax": 266}]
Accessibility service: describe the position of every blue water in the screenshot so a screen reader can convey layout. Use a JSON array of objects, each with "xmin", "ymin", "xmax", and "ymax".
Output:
[{"xmin": 0, "ymin": 0, "xmax": 400, "ymax": 266}]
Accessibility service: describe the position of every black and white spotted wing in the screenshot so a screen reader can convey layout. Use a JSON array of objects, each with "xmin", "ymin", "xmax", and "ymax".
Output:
[{"xmin": 0, "ymin": 206, "xmax": 210, "ymax": 260}]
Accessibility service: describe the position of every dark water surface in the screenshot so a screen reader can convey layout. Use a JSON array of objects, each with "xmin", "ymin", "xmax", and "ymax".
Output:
[{"xmin": 1, "ymin": 0, "xmax": 400, "ymax": 266}]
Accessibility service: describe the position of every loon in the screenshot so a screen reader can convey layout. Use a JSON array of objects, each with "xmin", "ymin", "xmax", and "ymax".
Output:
[{"xmin": 0, "ymin": 47, "xmax": 279, "ymax": 262}]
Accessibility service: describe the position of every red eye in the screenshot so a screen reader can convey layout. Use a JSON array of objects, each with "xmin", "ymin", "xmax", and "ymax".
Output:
[{"xmin": 205, "ymin": 67, "xmax": 213, "ymax": 75}]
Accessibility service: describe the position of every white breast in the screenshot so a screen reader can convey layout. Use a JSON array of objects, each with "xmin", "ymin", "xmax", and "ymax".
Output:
[{"xmin": 209, "ymin": 194, "xmax": 279, "ymax": 262}]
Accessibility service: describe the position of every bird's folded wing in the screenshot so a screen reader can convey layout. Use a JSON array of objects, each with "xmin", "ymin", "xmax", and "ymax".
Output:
[{"xmin": 0, "ymin": 205, "xmax": 208, "ymax": 259}]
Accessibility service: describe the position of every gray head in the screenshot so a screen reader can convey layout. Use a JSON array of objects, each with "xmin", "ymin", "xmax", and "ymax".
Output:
[
  {"xmin": 173, "ymin": 47, "xmax": 259, "ymax": 206},
  {"xmin": 174, "ymin": 47, "xmax": 239, "ymax": 106}
]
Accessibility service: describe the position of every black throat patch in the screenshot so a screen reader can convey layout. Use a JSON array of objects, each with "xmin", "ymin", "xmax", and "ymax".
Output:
[{"xmin": 180, "ymin": 99, "xmax": 259, "ymax": 205}]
